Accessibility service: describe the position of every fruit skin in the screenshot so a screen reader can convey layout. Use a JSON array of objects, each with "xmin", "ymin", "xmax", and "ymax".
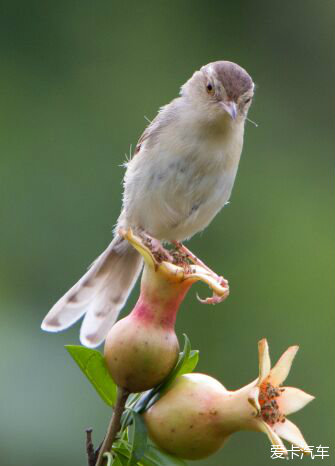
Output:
[
  {"xmin": 144, "ymin": 373, "xmax": 230, "ymax": 460},
  {"xmin": 104, "ymin": 265, "xmax": 192, "ymax": 393},
  {"xmin": 104, "ymin": 309, "xmax": 179, "ymax": 392}
]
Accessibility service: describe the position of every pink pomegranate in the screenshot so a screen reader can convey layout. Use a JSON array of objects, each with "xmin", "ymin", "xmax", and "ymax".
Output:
[{"xmin": 104, "ymin": 230, "xmax": 228, "ymax": 393}]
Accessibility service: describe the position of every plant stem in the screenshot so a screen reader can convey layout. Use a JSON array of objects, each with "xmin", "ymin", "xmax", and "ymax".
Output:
[
  {"xmin": 95, "ymin": 387, "xmax": 129, "ymax": 466},
  {"xmin": 85, "ymin": 428, "xmax": 96, "ymax": 466}
]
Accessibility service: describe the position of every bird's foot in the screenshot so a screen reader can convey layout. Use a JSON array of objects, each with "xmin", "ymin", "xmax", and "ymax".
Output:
[
  {"xmin": 139, "ymin": 232, "xmax": 174, "ymax": 263},
  {"xmin": 172, "ymin": 241, "xmax": 227, "ymax": 282},
  {"xmin": 171, "ymin": 241, "xmax": 206, "ymax": 267},
  {"xmin": 121, "ymin": 229, "xmax": 229, "ymax": 304},
  {"xmin": 172, "ymin": 241, "xmax": 229, "ymax": 304}
]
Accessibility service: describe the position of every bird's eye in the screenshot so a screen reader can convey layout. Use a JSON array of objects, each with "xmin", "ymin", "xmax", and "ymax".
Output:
[
  {"xmin": 206, "ymin": 83, "xmax": 214, "ymax": 94},
  {"xmin": 244, "ymin": 97, "xmax": 252, "ymax": 104}
]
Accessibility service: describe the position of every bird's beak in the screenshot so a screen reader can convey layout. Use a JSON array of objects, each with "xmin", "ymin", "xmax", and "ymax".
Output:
[{"xmin": 221, "ymin": 101, "xmax": 237, "ymax": 120}]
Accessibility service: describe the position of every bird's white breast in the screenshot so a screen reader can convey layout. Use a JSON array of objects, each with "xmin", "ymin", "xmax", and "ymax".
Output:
[{"xmin": 122, "ymin": 106, "xmax": 244, "ymax": 241}]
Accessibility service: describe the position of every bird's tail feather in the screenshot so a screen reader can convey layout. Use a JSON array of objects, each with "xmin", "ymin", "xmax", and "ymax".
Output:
[{"xmin": 41, "ymin": 235, "xmax": 143, "ymax": 347}]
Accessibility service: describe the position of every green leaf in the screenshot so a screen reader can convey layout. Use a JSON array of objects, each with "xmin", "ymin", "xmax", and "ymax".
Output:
[
  {"xmin": 176, "ymin": 349, "xmax": 199, "ymax": 376},
  {"xmin": 103, "ymin": 452, "xmax": 114, "ymax": 466},
  {"xmin": 112, "ymin": 443, "xmax": 131, "ymax": 463},
  {"xmin": 65, "ymin": 345, "xmax": 117, "ymax": 406},
  {"xmin": 127, "ymin": 393, "xmax": 142, "ymax": 408},
  {"xmin": 170, "ymin": 333, "xmax": 191, "ymax": 379},
  {"xmin": 140, "ymin": 445, "xmax": 187, "ymax": 466},
  {"xmin": 113, "ymin": 434, "xmax": 186, "ymax": 466},
  {"xmin": 131, "ymin": 389, "xmax": 158, "ymax": 416},
  {"xmin": 158, "ymin": 333, "xmax": 196, "ymax": 388},
  {"xmin": 112, "ymin": 453, "xmax": 129, "ymax": 466},
  {"xmin": 128, "ymin": 412, "xmax": 148, "ymax": 465}
]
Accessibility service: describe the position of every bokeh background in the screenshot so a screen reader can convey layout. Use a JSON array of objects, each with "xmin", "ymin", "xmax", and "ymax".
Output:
[{"xmin": 0, "ymin": 1, "xmax": 334, "ymax": 465}]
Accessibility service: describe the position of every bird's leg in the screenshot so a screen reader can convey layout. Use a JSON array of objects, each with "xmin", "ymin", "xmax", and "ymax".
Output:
[
  {"xmin": 171, "ymin": 241, "xmax": 228, "ymax": 289},
  {"xmin": 172, "ymin": 241, "xmax": 212, "ymax": 271},
  {"xmin": 138, "ymin": 230, "xmax": 174, "ymax": 263},
  {"xmin": 122, "ymin": 230, "xmax": 229, "ymax": 305},
  {"xmin": 150, "ymin": 238, "xmax": 175, "ymax": 263}
]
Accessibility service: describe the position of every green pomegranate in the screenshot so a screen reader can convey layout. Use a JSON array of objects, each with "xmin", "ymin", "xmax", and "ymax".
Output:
[
  {"xmin": 144, "ymin": 339, "xmax": 314, "ymax": 460},
  {"xmin": 144, "ymin": 373, "xmax": 230, "ymax": 459}
]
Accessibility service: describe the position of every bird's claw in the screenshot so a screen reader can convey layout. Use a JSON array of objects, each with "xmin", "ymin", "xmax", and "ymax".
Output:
[{"xmin": 197, "ymin": 285, "xmax": 229, "ymax": 305}]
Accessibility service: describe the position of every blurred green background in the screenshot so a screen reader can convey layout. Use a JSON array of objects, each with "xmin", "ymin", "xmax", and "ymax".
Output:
[{"xmin": 0, "ymin": 1, "xmax": 334, "ymax": 465}]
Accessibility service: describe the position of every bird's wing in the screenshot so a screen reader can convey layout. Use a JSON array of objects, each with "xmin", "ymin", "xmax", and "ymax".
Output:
[
  {"xmin": 133, "ymin": 115, "xmax": 162, "ymax": 156},
  {"xmin": 133, "ymin": 100, "xmax": 178, "ymax": 156}
]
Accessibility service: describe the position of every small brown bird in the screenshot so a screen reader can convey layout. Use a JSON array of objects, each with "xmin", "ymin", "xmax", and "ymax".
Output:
[{"xmin": 42, "ymin": 60, "xmax": 254, "ymax": 347}]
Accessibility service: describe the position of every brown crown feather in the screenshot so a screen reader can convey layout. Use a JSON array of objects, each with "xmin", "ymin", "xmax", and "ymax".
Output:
[{"xmin": 211, "ymin": 61, "xmax": 253, "ymax": 101}]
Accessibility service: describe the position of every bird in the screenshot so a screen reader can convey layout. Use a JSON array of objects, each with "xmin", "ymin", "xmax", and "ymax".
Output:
[{"xmin": 41, "ymin": 60, "xmax": 255, "ymax": 347}]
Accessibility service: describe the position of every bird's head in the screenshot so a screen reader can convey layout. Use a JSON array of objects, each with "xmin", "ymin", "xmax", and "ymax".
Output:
[{"xmin": 181, "ymin": 60, "xmax": 254, "ymax": 124}]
